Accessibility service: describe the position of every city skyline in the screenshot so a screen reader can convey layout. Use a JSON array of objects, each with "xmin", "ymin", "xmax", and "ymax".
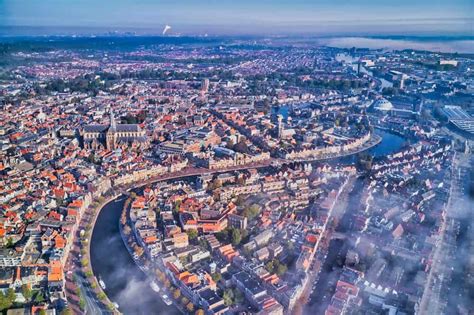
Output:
[{"xmin": 1, "ymin": 0, "xmax": 473, "ymax": 36}]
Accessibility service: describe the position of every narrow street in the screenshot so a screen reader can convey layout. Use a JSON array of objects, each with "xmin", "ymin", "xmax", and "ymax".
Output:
[
  {"xmin": 294, "ymin": 175, "xmax": 357, "ymax": 315},
  {"xmin": 418, "ymin": 153, "xmax": 473, "ymax": 315}
]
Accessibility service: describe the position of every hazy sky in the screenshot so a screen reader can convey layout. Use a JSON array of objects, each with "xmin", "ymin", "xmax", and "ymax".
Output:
[{"xmin": 0, "ymin": 0, "xmax": 472, "ymax": 35}]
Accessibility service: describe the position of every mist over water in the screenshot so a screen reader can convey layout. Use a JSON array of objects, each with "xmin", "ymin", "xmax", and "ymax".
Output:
[
  {"xmin": 322, "ymin": 37, "xmax": 474, "ymax": 53},
  {"xmin": 90, "ymin": 196, "xmax": 180, "ymax": 315}
]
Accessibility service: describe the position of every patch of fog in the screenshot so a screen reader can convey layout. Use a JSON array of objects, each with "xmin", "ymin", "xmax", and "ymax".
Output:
[
  {"xmin": 323, "ymin": 37, "xmax": 474, "ymax": 53},
  {"xmin": 115, "ymin": 276, "xmax": 152, "ymax": 306}
]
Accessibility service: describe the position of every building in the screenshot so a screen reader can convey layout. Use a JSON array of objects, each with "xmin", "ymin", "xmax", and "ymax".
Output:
[
  {"xmin": 82, "ymin": 111, "xmax": 147, "ymax": 150},
  {"xmin": 0, "ymin": 249, "xmax": 23, "ymax": 267},
  {"xmin": 228, "ymin": 213, "xmax": 248, "ymax": 230},
  {"xmin": 442, "ymin": 105, "xmax": 474, "ymax": 137},
  {"xmin": 276, "ymin": 114, "xmax": 284, "ymax": 139},
  {"xmin": 201, "ymin": 78, "xmax": 210, "ymax": 93}
]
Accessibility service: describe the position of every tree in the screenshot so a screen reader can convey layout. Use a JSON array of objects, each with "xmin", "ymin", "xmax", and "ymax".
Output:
[
  {"xmin": 198, "ymin": 238, "xmax": 209, "ymax": 250},
  {"xmin": 5, "ymin": 237, "xmax": 14, "ymax": 248},
  {"xmin": 173, "ymin": 200, "xmax": 182, "ymax": 213},
  {"xmin": 186, "ymin": 302, "xmax": 195, "ymax": 312},
  {"xmin": 6, "ymin": 288, "xmax": 15, "ymax": 302},
  {"xmin": 266, "ymin": 259, "xmax": 287, "ymax": 276},
  {"xmin": 231, "ymin": 228, "xmax": 242, "ymax": 246},
  {"xmin": 235, "ymin": 195, "xmax": 245, "ymax": 206},
  {"xmin": 209, "ymin": 179, "xmax": 222, "ymax": 191},
  {"xmin": 265, "ymin": 261, "xmax": 275, "ymax": 273},
  {"xmin": 173, "ymin": 288, "xmax": 181, "ymax": 300},
  {"xmin": 276, "ymin": 263, "xmax": 288, "ymax": 276},
  {"xmin": 243, "ymin": 204, "xmax": 260, "ymax": 220},
  {"xmin": 79, "ymin": 297, "xmax": 86, "ymax": 310},
  {"xmin": 98, "ymin": 292, "xmax": 107, "ymax": 300},
  {"xmin": 0, "ymin": 289, "xmax": 14, "ymax": 311},
  {"xmin": 223, "ymin": 289, "xmax": 234, "ymax": 306},
  {"xmin": 81, "ymin": 258, "xmax": 89, "ymax": 267},
  {"xmin": 22, "ymin": 284, "xmax": 33, "ymax": 301},
  {"xmin": 233, "ymin": 140, "xmax": 250, "ymax": 154},
  {"xmin": 211, "ymin": 272, "xmax": 222, "ymax": 282},
  {"xmin": 236, "ymin": 177, "xmax": 245, "ymax": 185},
  {"xmin": 34, "ymin": 291, "xmax": 45, "ymax": 303},
  {"xmin": 181, "ymin": 296, "xmax": 189, "ymax": 305},
  {"xmin": 187, "ymin": 229, "xmax": 198, "ymax": 240},
  {"xmin": 60, "ymin": 308, "xmax": 73, "ymax": 315}
]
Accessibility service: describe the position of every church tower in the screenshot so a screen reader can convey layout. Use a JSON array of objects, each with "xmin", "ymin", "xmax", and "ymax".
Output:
[
  {"xmin": 106, "ymin": 110, "xmax": 118, "ymax": 150},
  {"xmin": 276, "ymin": 114, "xmax": 284, "ymax": 139}
]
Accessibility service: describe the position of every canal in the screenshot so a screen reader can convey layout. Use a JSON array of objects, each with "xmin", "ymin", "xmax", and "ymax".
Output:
[
  {"xmin": 90, "ymin": 195, "xmax": 180, "ymax": 315},
  {"xmin": 90, "ymin": 130, "xmax": 406, "ymax": 315},
  {"xmin": 369, "ymin": 129, "xmax": 406, "ymax": 157}
]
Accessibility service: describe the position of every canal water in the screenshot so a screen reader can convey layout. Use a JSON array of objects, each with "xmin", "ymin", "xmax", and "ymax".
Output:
[
  {"xmin": 334, "ymin": 129, "xmax": 407, "ymax": 165},
  {"xmin": 90, "ymin": 195, "xmax": 180, "ymax": 315},
  {"xmin": 90, "ymin": 130, "xmax": 406, "ymax": 315},
  {"xmin": 368, "ymin": 129, "xmax": 406, "ymax": 157},
  {"xmin": 335, "ymin": 53, "xmax": 393, "ymax": 89}
]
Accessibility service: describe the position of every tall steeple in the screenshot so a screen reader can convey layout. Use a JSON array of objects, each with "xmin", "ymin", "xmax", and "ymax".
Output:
[
  {"xmin": 109, "ymin": 109, "xmax": 117, "ymax": 131},
  {"xmin": 106, "ymin": 109, "xmax": 118, "ymax": 150}
]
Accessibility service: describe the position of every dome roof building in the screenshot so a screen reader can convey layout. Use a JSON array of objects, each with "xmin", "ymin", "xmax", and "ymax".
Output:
[{"xmin": 373, "ymin": 98, "xmax": 394, "ymax": 111}]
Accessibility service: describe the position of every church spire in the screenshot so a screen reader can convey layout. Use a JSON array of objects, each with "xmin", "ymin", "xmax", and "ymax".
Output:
[{"xmin": 109, "ymin": 109, "xmax": 117, "ymax": 131}]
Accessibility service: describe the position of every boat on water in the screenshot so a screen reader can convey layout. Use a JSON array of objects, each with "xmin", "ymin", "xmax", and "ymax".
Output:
[
  {"xmin": 161, "ymin": 294, "xmax": 173, "ymax": 306},
  {"xmin": 150, "ymin": 281, "xmax": 160, "ymax": 293},
  {"xmin": 98, "ymin": 276, "xmax": 106, "ymax": 290}
]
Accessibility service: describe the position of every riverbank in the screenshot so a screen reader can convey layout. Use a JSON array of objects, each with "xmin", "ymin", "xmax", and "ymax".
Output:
[
  {"xmin": 281, "ymin": 133, "xmax": 382, "ymax": 163},
  {"xmin": 90, "ymin": 194, "xmax": 181, "ymax": 315},
  {"xmin": 64, "ymin": 193, "xmax": 121, "ymax": 314},
  {"xmin": 87, "ymin": 130, "xmax": 407, "ymax": 314},
  {"xmin": 118, "ymin": 196, "xmax": 186, "ymax": 314}
]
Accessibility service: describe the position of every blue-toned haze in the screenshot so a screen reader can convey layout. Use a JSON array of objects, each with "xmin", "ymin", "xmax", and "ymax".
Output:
[{"xmin": 0, "ymin": 0, "xmax": 472, "ymax": 36}]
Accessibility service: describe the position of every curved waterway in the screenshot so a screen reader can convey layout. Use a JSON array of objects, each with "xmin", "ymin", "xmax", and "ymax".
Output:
[
  {"xmin": 369, "ymin": 129, "xmax": 407, "ymax": 157},
  {"xmin": 90, "ymin": 195, "xmax": 180, "ymax": 315},
  {"xmin": 336, "ymin": 129, "xmax": 407, "ymax": 165},
  {"xmin": 90, "ymin": 130, "xmax": 406, "ymax": 315}
]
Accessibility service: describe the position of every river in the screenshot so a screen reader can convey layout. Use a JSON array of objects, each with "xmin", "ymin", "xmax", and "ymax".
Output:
[
  {"xmin": 334, "ymin": 129, "xmax": 407, "ymax": 165},
  {"xmin": 368, "ymin": 129, "xmax": 406, "ymax": 157},
  {"xmin": 90, "ymin": 195, "xmax": 180, "ymax": 315},
  {"xmin": 335, "ymin": 53, "xmax": 393, "ymax": 89},
  {"xmin": 90, "ymin": 130, "xmax": 406, "ymax": 315}
]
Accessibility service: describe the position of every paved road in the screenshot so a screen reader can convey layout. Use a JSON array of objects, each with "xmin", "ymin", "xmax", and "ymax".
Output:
[
  {"xmin": 294, "ymin": 175, "xmax": 356, "ymax": 315},
  {"xmin": 418, "ymin": 153, "xmax": 472, "ymax": 315},
  {"xmin": 75, "ymin": 272, "xmax": 108, "ymax": 315}
]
